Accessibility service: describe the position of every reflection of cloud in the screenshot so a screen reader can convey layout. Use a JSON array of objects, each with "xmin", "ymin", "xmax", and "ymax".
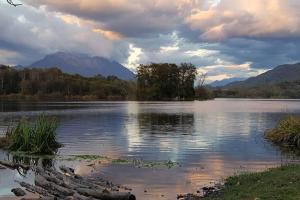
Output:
[{"xmin": 124, "ymin": 102, "xmax": 142, "ymax": 152}]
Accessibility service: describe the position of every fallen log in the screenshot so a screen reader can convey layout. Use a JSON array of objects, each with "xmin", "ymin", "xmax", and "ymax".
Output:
[
  {"xmin": 35, "ymin": 175, "xmax": 74, "ymax": 197},
  {"xmin": 59, "ymin": 166, "xmax": 75, "ymax": 177},
  {"xmin": 11, "ymin": 188, "xmax": 26, "ymax": 196},
  {"xmin": 0, "ymin": 160, "xmax": 30, "ymax": 170},
  {"xmin": 21, "ymin": 198, "xmax": 56, "ymax": 200},
  {"xmin": 37, "ymin": 167, "xmax": 96, "ymax": 190},
  {"xmin": 76, "ymin": 188, "xmax": 136, "ymax": 200},
  {"xmin": 13, "ymin": 163, "xmax": 136, "ymax": 200},
  {"xmin": 19, "ymin": 181, "xmax": 53, "ymax": 197}
]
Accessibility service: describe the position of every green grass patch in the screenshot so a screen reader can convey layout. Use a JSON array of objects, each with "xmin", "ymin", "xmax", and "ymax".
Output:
[
  {"xmin": 1, "ymin": 115, "xmax": 61, "ymax": 155},
  {"xmin": 112, "ymin": 158, "xmax": 179, "ymax": 168},
  {"xmin": 65, "ymin": 155, "xmax": 109, "ymax": 161},
  {"xmin": 265, "ymin": 116, "xmax": 300, "ymax": 148},
  {"xmin": 203, "ymin": 165, "xmax": 300, "ymax": 200},
  {"xmin": 62, "ymin": 155, "xmax": 179, "ymax": 169},
  {"xmin": 112, "ymin": 158, "xmax": 132, "ymax": 164}
]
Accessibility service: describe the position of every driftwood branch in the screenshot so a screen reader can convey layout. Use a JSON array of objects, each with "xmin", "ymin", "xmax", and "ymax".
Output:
[
  {"xmin": 2, "ymin": 159, "xmax": 135, "ymax": 200},
  {"xmin": 0, "ymin": 160, "xmax": 30, "ymax": 170},
  {"xmin": 6, "ymin": 0, "xmax": 22, "ymax": 7}
]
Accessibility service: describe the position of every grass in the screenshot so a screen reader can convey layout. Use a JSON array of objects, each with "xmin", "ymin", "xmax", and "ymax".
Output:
[
  {"xmin": 265, "ymin": 116, "xmax": 300, "ymax": 148},
  {"xmin": 65, "ymin": 155, "xmax": 109, "ymax": 161},
  {"xmin": 63, "ymin": 155, "xmax": 179, "ymax": 169},
  {"xmin": 0, "ymin": 115, "xmax": 61, "ymax": 155},
  {"xmin": 203, "ymin": 165, "xmax": 300, "ymax": 200}
]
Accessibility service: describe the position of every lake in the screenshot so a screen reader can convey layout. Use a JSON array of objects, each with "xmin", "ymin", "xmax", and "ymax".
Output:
[{"xmin": 0, "ymin": 99, "xmax": 300, "ymax": 199}]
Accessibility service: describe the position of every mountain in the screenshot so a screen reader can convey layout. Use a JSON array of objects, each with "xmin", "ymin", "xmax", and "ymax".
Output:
[
  {"xmin": 209, "ymin": 77, "xmax": 246, "ymax": 87},
  {"xmin": 30, "ymin": 52, "xmax": 135, "ymax": 80},
  {"xmin": 225, "ymin": 63, "xmax": 300, "ymax": 88}
]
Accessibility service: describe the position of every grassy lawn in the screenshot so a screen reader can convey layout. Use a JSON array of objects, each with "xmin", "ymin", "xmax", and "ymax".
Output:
[{"xmin": 203, "ymin": 165, "xmax": 300, "ymax": 200}]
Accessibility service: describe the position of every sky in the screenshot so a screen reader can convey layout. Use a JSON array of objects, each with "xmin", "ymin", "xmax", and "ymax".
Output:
[{"xmin": 1, "ymin": 0, "xmax": 300, "ymax": 82}]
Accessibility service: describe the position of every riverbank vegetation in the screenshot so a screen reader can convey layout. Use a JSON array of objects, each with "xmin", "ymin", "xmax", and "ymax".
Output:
[
  {"xmin": 0, "ymin": 115, "xmax": 61, "ymax": 154},
  {"xmin": 265, "ymin": 116, "xmax": 300, "ymax": 148},
  {"xmin": 202, "ymin": 165, "xmax": 300, "ymax": 200}
]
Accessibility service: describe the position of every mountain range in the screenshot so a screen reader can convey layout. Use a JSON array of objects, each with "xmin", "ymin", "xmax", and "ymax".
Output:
[
  {"xmin": 209, "ymin": 77, "xmax": 246, "ymax": 87},
  {"xmin": 29, "ymin": 52, "xmax": 135, "ymax": 80},
  {"xmin": 224, "ymin": 63, "xmax": 300, "ymax": 88}
]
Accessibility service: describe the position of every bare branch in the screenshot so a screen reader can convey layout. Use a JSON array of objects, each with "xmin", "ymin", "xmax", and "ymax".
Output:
[
  {"xmin": 7, "ymin": 0, "xmax": 22, "ymax": 7},
  {"xmin": 198, "ymin": 72, "xmax": 207, "ymax": 87}
]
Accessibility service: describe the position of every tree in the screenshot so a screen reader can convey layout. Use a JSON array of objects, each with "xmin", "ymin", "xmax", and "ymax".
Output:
[
  {"xmin": 136, "ymin": 63, "xmax": 197, "ymax": 100},
  {"xmin": 195, "ymin": 72, "xmax": 211, "ymax": 100},
  {"xmin": 178, "ymin": 63, "xmax": 197, "ymax": 100}
]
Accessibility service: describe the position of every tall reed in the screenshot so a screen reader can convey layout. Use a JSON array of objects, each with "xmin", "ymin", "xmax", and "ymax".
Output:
[{"xmin": 7, "ymin": 115, "xmax": 61, "ymax": 154}]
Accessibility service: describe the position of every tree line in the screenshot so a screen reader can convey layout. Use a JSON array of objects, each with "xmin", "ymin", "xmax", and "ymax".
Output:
[
  {"xmin": 211, "ymin": 81, "xmax": 300, "ymax": 99},
  {"xmin": 0, "ymin": 65, "xmax": 136, "ymax": 100},
  {"xmin": 0, "ymin": 63, "xmax": 212, "ymax": 101}
]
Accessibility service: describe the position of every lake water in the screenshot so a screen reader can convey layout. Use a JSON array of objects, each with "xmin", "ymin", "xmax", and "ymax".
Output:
[{"xmin": 0, "ymin": 99, "xmax": 300, "ymax": 199}]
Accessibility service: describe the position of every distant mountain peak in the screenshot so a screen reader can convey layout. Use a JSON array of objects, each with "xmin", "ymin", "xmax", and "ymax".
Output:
[
  {"xmin": 225, "ymin": 63, "xmax": 300, "ymax": 88},
  {"xmin": 30, "ymin": 52, "xmax": 135, "ymax": 80}
]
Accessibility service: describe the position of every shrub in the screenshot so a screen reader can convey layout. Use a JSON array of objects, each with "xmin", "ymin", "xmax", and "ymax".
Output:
[
  {"xmin": 265, "ymin": 116, "xmax": 300, "ymax": 148},
  {"xmin": 6, "ymin": 115, "xmax": 61, "ymax": 154}
]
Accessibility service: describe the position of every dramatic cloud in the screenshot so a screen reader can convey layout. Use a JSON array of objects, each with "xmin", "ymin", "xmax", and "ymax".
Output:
[
  {"xmin": 1, "ymin": 0, "xmax": 300, "ymax": 80},
  {"xmin": 25, "ymin": 0, "xmax": 183, "ymax": 38},
  {"xmin": 185, "ymin": 0, "xmax": 300, "ymax": 41},
  {"xmin": 0, "ymin": 3, "xmax": 128, "ymax": 65}
]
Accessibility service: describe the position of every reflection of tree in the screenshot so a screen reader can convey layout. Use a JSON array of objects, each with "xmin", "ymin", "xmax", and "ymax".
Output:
[
  {"xmin": 4, "ymin": 153, "xmax": 55, "ymax": 176},
  {"xmin": 138, "ymin": 113, "xmax": 195, "ymax": 135}
]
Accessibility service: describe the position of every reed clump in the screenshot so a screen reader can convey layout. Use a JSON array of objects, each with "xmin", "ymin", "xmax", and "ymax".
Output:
[
  {"xmin": 265, "ymin": 116, "xmax": 300, "ymax": 148},
  {"xmin": 0, "ymin": 115, "xmax": 61, "ymax": 154}
]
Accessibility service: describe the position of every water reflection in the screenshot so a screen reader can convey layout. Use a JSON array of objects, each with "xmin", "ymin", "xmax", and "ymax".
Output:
[{"xmin": 0, "ymin": 100, "xmax": 300, "ymax": 199}]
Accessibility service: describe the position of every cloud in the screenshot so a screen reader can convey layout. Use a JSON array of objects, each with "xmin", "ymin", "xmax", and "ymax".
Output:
[
  {"xmin": 184, "ymin": 0, "xmax": 300, "ymax": 41},
  {"xmin": 1, "ymin": 0, "xmax": 300, "ymax": 81},
  {"xmin": 185, "ymin": 49, "xmax": 218, "ymax": 57},
  {"xmin": 0, "ymin": 3, "xmax": 127, "ymax": 65},
  {"xmin": 197, "ymin": 61, "xmax": 269, "ymax": 82},
  {"xmin": 123, "ymin": 43, "xmax": 143, "ymax": 72},
  {"xmin": 25, "ymin": 0, "xmax": 182, "ymax": 38}
]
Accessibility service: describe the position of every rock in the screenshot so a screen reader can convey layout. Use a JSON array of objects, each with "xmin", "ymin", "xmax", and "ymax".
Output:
[{"xmin": 11, "ymin": 188, "xmax": 26, "ymax": 196}]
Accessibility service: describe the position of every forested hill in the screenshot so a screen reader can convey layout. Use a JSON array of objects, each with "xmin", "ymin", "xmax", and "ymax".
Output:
[
  {"xmin": 30, "ymin": 52, "xmax": 135, "ymax": 80},
  {"xmin": 0, "ymin": 65, "xmax": 136, "ymax": 100},
  {"xmin": 210, "ymin": 63, "xmax": 300, "ymax": 99},
  {"xmin": 226, "ymin": 63, "xmax": 300, "ymax": 88}
]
